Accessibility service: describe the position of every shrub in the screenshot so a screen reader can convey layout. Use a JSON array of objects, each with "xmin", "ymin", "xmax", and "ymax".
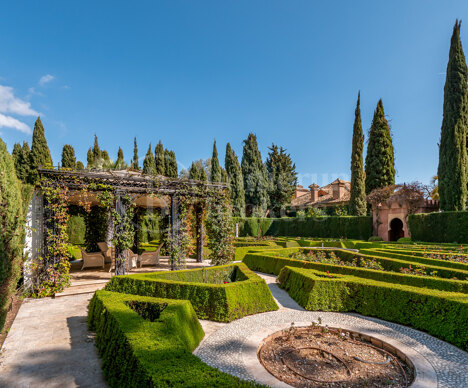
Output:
[
  {"xmin": 105, "ymin": 263, "xmax": 278, "ymax": 322},
  {"xmin": 234, "ymin": 216, "xmax": 373, "ymax": 240},
  {"xmin": 88, "ymin": 291, "xmax": 261, "ymax": 387},
  {"xmin": 409, "ymin": 211, "xmax": 468, "ymax": 243},
  {"xmin": 368, "ymin": 236, "xmax": 383, "ymax": 242},
  {"xmin": 243, "ymin": 249, "xmax": 468, "ymax": 293},
  {"xmin": 67, "ymin": 215, "xmax": 85, "ymax": 245},
  {"xmin": 278, "ymin": 266, "xmax": 468, "ymax": 351},
  {"xmin": 0, "ymin": 138, "xmax": 24, "ymax": 332},
  {"xmin": 397, "ymin": 237, "xmax": 412, "ymax": 243}
]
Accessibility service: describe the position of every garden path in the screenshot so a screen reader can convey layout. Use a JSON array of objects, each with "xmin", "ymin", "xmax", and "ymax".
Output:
[{"xmin": 194, "ymin": 272, "xmax": 468, "ymax": 388}]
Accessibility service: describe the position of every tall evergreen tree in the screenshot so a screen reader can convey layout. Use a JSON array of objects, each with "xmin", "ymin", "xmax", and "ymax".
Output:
[
  {"xmin": 76, "ymin": 161, "xmax": 84, "ymax": 170},
  {"xmin": 225, "ymin": 143, "xmax": 245, "ymax": 216},
  {"xmin": 12, "ymin": 143, "xmax": 23, "ymax": 180},
  {"xmin": 211, "ymin": 140, "xmax": 222, "ymax": 182},
  {"xmin": 364, "ymin": 100, "xmax": 395, "ymax": 194},
  {"xmin": 349, "ymin": 92, "xmax": 367, "ymax": 215},
  {"xmin": 241, "ymin": 133, "xmax": 269, "ymax": 216},
  {"xmin": 114, "ymin": 147, "xmax": 127, "ymax": 170},
  {"xmin": 154, "ymin": 141, "xmax": 165, "ymax": 175},
  {"xmin": 143, "ymin": 144, "xmax": 156, "ymax": 174},
  {"xmin": 61, "ymin": 144, "xmax": 76, "ymax": 169},
  {"xmin": 87, "ymin": 135, "xmax": 111, "ymax": 169},
  {"xmin": 189, "ymin": 161, "xmax": 207, "ymax": 181},
  {"xmin": 266, "ymin": 144, "xmax": 297, "ymax": 216},
  {"xmin": 438, "ymin": 20, "xmax": 468, "ymax": 211},
  {"xmin": 131, "ymin": 137, "xmax": 140, "ymax": 170},
  {"xmin": 92, "ymin": 134, "xmax": 102, "ymax": 161},
  {"xmin": 28, "ymin": 117, "xmax": 52, "ymax": 184},
  {"xmin": 164, "ymin": 149, "xmax": 178, "ymax": 178}
]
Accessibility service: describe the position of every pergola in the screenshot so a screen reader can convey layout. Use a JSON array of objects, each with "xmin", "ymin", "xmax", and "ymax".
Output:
[{"xmin": 24, "ymin": 168, "xmax": 230, "ymax": 292}]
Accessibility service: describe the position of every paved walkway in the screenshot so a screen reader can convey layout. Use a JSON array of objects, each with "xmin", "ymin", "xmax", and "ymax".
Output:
[{"xmin": 194, "ymin": 273, "xmax": 468, "ymax": 388}]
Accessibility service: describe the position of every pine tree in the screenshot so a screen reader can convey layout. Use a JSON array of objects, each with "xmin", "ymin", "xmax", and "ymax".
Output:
[
  {"xmin": 266, "ymin": 144, "xmax": 297, "ymax": 216},
  {"xmin": 114, "ymin": 147, "xmax": 127, "ymax": 170},
  {"xmin": 438, "ymin": 20, "xmax": 468, "ymax": 211},
  {"xmin": 225, "ymin": 143, "xmax": 245, "ymax": 216},
  {"xmin": 154, "ymin": 141, "xmax": 165, "ymax": 175},
  {"xmin": 241, "ymin": 133, "xmax": 269, "ymax": 216},
  {"xmin": 132, "ymin": 137, "xmax": 140, "ymax": 170},
  {"xmin": 61, "ymin": 144, "xmax": 76, "ymax": 169},
  {"xmin": 364, "ymin": 100, "xmax": 395, "ymax": 194},
  {"xmin": 28, "ymin": 117, "xmax": 52, "ymax": 184},
  {"xmin": 349, "ymin": 92, "xmax": 367, "ymax": 215},
  {"xmin": 143, "ymin": 144, "xmax": 156, "ymax": 174},
  {"xmin": 211, "ymin": 140, "xmax": 222, "ymax": 182},
  {"xmin": 164, "ymin": 149, "xmax": 178, "ymax": 178}
]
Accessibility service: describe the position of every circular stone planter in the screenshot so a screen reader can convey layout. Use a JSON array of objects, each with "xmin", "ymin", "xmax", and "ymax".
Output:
[
  {"xmin": 247, "ymin": 323, "xmax": 431, "ymax": 387},
  {"xmin": 194, "ymin": 311, "xmax": 465, "ymax": 387}
]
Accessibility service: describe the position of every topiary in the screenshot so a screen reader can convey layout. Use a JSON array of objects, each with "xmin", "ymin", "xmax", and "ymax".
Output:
[{"xmin": 368, "ymin": 236, "xmax": 383, "ymax": 242}]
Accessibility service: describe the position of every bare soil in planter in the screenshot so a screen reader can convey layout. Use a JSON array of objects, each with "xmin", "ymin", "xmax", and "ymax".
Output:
[{"xmin": 258, "ymin": 325, "xmax": 413, "ymax": 387}]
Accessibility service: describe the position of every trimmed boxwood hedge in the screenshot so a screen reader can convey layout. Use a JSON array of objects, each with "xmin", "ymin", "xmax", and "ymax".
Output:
[
  {"xmin": 88, "ymin": 291, "xmax": 261, "ymax": 387},
  {"xmin": 233, "ymin": 216, "xmax": 373, "ymax": 240},
  {"xmin": 277, "ymin": 266, "xmax": 468, "ymax": 351},
  {"xmin": 105, "ymin": 263, "xmax": 278, "ymax": 322},
  {"xmin": 242, "ymin": 249, "xmax": 468, "ymax": 293},
  {"xmin": 409, "ymin": 211, "xmax": 468, "ymax": 243}
]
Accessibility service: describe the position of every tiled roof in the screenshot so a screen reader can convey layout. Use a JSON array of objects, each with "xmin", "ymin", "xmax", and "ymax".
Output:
[{"xmin": 291, "ymin": 179, "xmax": 351, "ymax": 207}]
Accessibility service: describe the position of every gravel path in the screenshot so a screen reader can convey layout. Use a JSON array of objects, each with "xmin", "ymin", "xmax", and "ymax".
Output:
[{"xmin": 194, "ymin": 273, "xmax": 468, "ymax": 388}]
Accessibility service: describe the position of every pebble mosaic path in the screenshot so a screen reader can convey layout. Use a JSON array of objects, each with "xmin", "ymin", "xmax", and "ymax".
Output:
[{"xmin": 194, "ymin": 273, "xmax": 468, "ymax": 388}]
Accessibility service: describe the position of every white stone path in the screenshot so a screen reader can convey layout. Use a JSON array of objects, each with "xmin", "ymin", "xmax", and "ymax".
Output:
[{"xmin": 195, "ymin": 273, "xmax": 468, "ymax": 388}]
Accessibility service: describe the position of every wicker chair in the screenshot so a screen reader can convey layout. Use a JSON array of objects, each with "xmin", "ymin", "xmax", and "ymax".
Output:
[
  {"xmin": 138, "ymin": 243, "xmax": 164, "ymax": 268},
  {"xmin": 80, "ymin": 248, "xmax": 105, "ymax": 270},
  {"xmin": 97, "ymin": 242, "xmax": 114, "ymax": 264},
  {"xmin": 109, "ymin": 249, "xmax": 138, "ymax": 272}
]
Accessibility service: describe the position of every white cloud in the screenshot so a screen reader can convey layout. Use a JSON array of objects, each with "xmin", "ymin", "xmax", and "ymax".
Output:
[
  {"xmin": 0, "ymin": 113, "xmax": 31, "ymax": 134},
  {"xmin": 0, "ymin": 85, "xmax": 39, "ymax": 116},
  {"xmin": 39, "ymin": 74, "xmax": 55, "ymax": 86}
]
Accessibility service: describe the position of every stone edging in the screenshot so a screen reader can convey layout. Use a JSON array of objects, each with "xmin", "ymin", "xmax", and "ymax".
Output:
[{"xmin": 242, "ymin": 321, "xmax": 437, "ymax": 387}]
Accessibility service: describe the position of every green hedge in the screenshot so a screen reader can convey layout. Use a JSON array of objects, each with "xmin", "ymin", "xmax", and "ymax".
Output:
[
  {"xmin": 67, "ymin": 215, "xmax": 85, "ymax": 245},
  {"xmin": 278, "ymin": 266, "xmax": 468, "ymax": 351},
  {"xmin": 233, "ymin": 216, "xmax": 373, "ymax": 240},
  {"xmin": 0, "ymin": 138, "xmax": 24, "ymax": 333},
  {"xmin": 409, "ymin": 211, "xmax": 468, "ymax": 243},
  {"xmin": 88, "ymin": 291, "xmax": 261, "ymax": 387},
  {"xmin": 105, "ymin": 263, "xmax": 278, "ymax": 322},
  {"xmin": 242, "ymin": 249, "xmax": 468, "ymax": 293}
]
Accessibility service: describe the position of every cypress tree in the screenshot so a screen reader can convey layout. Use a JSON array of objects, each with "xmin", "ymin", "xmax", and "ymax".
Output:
[
  {"xmin": 211, "ymin": 140, "xmax": 222, "ymax": 182},
  {"xmin": 438, "ymin": 20, "xmax": 468, "ymax": 211},
  {"xmin": 61, "ymin": 144, "xmax": 76, "ymax": 169},
  {"xmin": 102, "ymin": 150, "xmax": 111, "ymax": 168},
  {"xmin": 28, "ymin": 117, "xmax": 52, "ymax": 184},
  {"xmin": 349, "ymin": 92, "xmax": 367, "ymax": 215},
  {"xmin": 266, "ymin": 144, "xmax": 297, "ymax": 216},
  {"xmin": 76, "ymin": 161, "xmax": 84, "ymax": 170},
  {"xmin": 12, "ymin": 143, "xmax": 23, "ymax": 180},
  {"xmin": 114, "ymin": 147, "xmax": 127, "ymax": 170},
  {"xmin": 143, "ymin": 144, "xmax": 156, "ymax": 175},
  {"xmin": 86, "ymin": 148, "xmax": 94, "ymax": 168},
  {"xmin": 164, "ymin": 149, "xmax": 178, "ymax": 178},
  {"xmin": 364, "ymin": 100, "xmax": 395, "ymax": 194},
  {"xmin": 225, "ymin": 143, "xmax": 245, "ymax": 216},
  {"xmin": 132, "ymin": 137, "xmax": 140, "ymax": 170},
  {"xmin": 154, "ymin": 141, "xmax": 165, "ymax": 175},
  {"xmin": 241, "ymin": 133, "xmax": 269, "ymax": 217},
  {"xmin": 189, "ymin": 161, "xmax": 207, "ymax": 181}
]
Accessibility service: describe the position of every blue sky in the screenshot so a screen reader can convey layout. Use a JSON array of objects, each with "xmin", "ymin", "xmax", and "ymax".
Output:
[{"xmin": 0, "ymin": 1, "xmax": 467, "ymax": 186}]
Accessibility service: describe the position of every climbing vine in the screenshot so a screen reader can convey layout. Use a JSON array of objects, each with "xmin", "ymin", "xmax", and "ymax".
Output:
[
  {"xmin": 206, "ymin": 192, "xmax": 234, "ymax": 265},
  {"xmin": 30, "ymin": 179, "xmax": 71, "ymax": 297},
  {"xmin": 112, "ymin": 193, "xmax": 135, "ymax": 275}
]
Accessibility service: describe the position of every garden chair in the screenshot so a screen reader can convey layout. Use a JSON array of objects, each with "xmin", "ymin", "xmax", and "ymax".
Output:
[
  {"xmin": 109, "ymin": 248, "xmax": 138, "ymax": 272},
  {"xmin": 80, "ymin": 248, "xmax": 105, "ymax": 270},
  {"xmin": 138, "ymin": 242, "xmax": 164, "ymax": 268},
  {"xmin": 97, "ymin": 242, "xmax": 114, "ymax": 264}
]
